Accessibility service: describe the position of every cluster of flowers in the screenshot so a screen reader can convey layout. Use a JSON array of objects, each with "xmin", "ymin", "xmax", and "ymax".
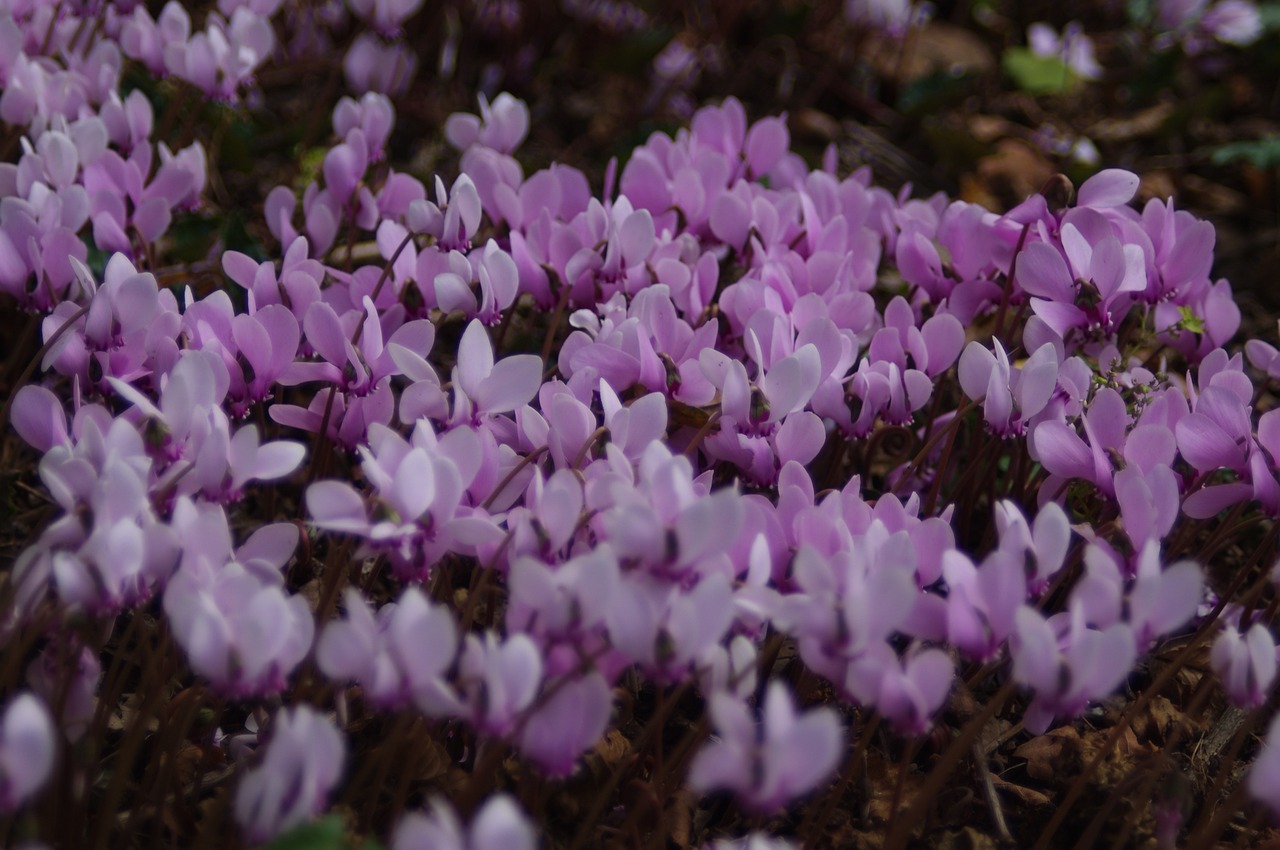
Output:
[{"xmin": 4, "ymin": 0, "xmax": 1280, "ymax": 846}]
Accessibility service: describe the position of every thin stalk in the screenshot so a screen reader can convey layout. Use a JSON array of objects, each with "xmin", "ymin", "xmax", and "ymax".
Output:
[
  {"xmin": 572, "ymin": 425, "xmax": 610, "ymax": 469},
  {"xmin": 1091, "ymin": 677, "xmax": 1217, "ymax": 850},
  {"xmin": 540, "ymin": 282, "xmax": 575, "ymax": 367},
  {"xmin": 0, "ymin": 302, "xmax": 90, "ymax": 430},
  {"xmin": 923, "ymin": 405, "xmax": 965, "ymax": 516},
  {"xmin": 1184, "ymin": 704, "xmax": 1264, "ymax": 840},
  {"xmin": 568, "ymin": 681, "xmax": 695, "ymax": 850},
  {"xmin": 682, "ymin": 410, "xmax": 722, "ymax": 460},
  {"xmin": 364, "ymin": 711, "xmax": 417, "ymax": 830},
  {"xmin": 1028, "ymin": 570, "xmax": 1268, "ymax": 850},
  {"xmin": 482, "ymin": 446, "xmax": 548, "ymax": 510},
  {"xmin": 799, "ymin": 712, "xmax": 881, "ymax": 846},
  {"xmin": 138, "ymin": 689, "xmax": 209, "ymax": 849},
  {"xmin": 1184, "ymin": 784, "xmax": 1251, "ymax": 850},
  {"xmin": 886, "ymin": 737, "xmax": 921, "ymax": 832},
  {"xmin": 992, "ymin": 224, "xmax": 1031, "ymax": 340},
  {"xmin": 882, "ymin": 680, "xmax": 1017, "ymax": 850},
  {"xmin": 90, "ymin": 628, "xmax": 171, "ymax": 850}
]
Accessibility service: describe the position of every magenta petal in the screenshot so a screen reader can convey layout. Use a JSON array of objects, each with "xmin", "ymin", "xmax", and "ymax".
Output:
[
  {"xmin": 1123, "ymin": 424, "xmax": 1177, "ymax": 473},
  {"xmin": 0, "ymin": 693, "xmax": 57, "ymax": 809},
  {"xmin": 618, "ymin": 209, "xmax": 655, "ymax": 268},
  {"xmin": 745, "ymin": 116, "xmax": 789, "ymax": 176},
  {"xmin": 469, "ymin": 796, "xmax": 538, "ymax": 850},
  {"xmin": 477, "ymin": 354, "xmax": 543, "ymax": 414},
  {"xmin": 1183, "ymin": 482, "xmax": 1253, "ymax": 519},
  {"xmin": 307, "ymin": 481, "xmax": 369, "ymax": 533},
  {"xmin": 958, "ymin": 342, "xmax": 997, "ymax": 401},
  {"xmin": 1011, "ymin": 606, "xmax": 1059, "ymax": 693},
  {"xmin": 1017, "ymin": 243, "xmax": 1074, "ymax": 301},
  {"xmin": 456, "ymin": 320, "xmax": 495, "ymax": 400},
  {"xmin": 238, "ymin": 523, "xmax": 299, "ymax": 573},
  {"xmin": 709, "ymin": 192, "xmax": 750, "ymax": 249},
  {"xmin": 1075, "ymin": 623, "xmax": 1137, "ymax": 700},
  {"xmin": 761, "ymin": 345, "xmax": 821, "ymax": 422},
  {"xmin": 303, "ymin": 302, "xmax": 350, "ymax": 369},
  {"xmin": 1176, "ymin": 412, "xmax": 1245, "ymax": 472},
  {"xmin": 434, "ymin": 272, "xmax": 476, "ymax": 315},
  {"xmin": 675, "ymin": 491, "xmax": 743, "ymax": 567},
  {"xmin": 1134, "ymin": 559, "xmax": 1202, "ymax": 642},
  {"xmin": 1077, "ymin": 168, "xmax": 1139, "ymax": 208},
  {"xmin": 518, "ymin": 673, "xmax": 611, "ymax": 777},
  {"xmin": 1032, "ymin": 420, "xmax": 1093, "ymax": 480},
  {"xmin": 11, "ymin": 385, "xmax": 69, "ymax": 452},
  {"xmin": 250, "ymin": 441, "xmax": 306, "ymax": 482},
  {"xmin": 774, "ymin": 412, "xmax": 825, "ymax": 467}
]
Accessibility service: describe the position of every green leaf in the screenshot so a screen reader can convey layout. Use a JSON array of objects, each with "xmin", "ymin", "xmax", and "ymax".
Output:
[
  {"xmin": 1126, "ymin": 0, "xmax": 1155, "ymax": 26},
  {"xmin": 898, "ymin": 69, "xmax": 975, "ymax": 116},
  {"xmin": 1002, "ymin": 47, "xmax": 1078, "ymax": 94},
  {"xmin": 261, "ymin": 817, "xmax": 346, "ymax": 850},
  {"xmin": 1177, "ymin": 305, "xmax": 1205, "ymax": 335},
  {"xmin": 1211, "ymin": 135, "xmax": 1280, "ymax": 169},
  {"xmin": 1259, "ymin": 2, "xmax": 1280, "ymax": 32}
]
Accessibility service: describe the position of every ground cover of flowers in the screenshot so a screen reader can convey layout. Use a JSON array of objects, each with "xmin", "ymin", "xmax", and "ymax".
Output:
[{"xmin": 6, "ymin": 1, "xmax": 1280, "ymax": 848}]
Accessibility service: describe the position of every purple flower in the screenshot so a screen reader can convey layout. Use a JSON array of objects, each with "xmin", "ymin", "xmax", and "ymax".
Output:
[
  {"xmin": 1249, "ymin": 714, "xmax": 1280, "ymax": 820},
  {"xmin": 846, "ymin": 643, "xmax": 954, "ymax": 734},
  {"xmin": 1210, "ymin": 621, "xmax": 1277, "ymax": 708},
  {"xmin": 26, "ymin": 637, "xmax": 100, "ymax": 742},
  {"xmin": 343, "ymin": 33, "xmax": 417, "ymax": 96},
  {"xmin": 942, "ymin": 549, "xmax": 1026, "ymax": 661},
  {"xmin": 844, "ymin": 0, "xmax": 914, "ymax": 36},
  {"xmin": 347, "ymin": 0, "xmax": 424, "ymax": 36},
  {"xmin": 234, "ymin": 705, "xmax": 345, "ymax": 843},
  {"xmin": 452, "ymin": 319, "xmax": 544, "ymax": 422},
  {"xmin": 517, "ymin": 672, "xmax": 613, "ymax": 776},
  {"xmin": 393, "ymin": 795, "xmax": 536, "ymax": 850},
  {"xmin": 456, "ymin": 633, "xmax": 543, "ymax": 737},
  {"xmin": 316, "ymin": 587, "xmax": 459, "ymax": 714},
  {"xmin": 1028, "ymin": 22, "xmax": 1103, "ymax": 80},
  {"xmin": 445, "ymin": 92, "xmax": 531, "ymax": 155},
  {"xmin": 1203, "ymin": 1, "xmax": 1263, "ymax": 45},
  {"xmin": 164, "ymin": 557, "xmax": 313, "ymax": 697},
  {"xmin": 959, "ymin": 340, "xmax": 1060, "ymax": 437},
  {"xmin": 0, "ymin": 694, "xmax": 56, "ymax": 812},
  {"xmin": 688, "ymin": 682, "xmax": 843, "ymax": 813},
  {"xmin": 1011, "ymin": 603, "xmax": 1136, "ymax": 734},
  {"xmin": 1127, "ymin": 541, "xmax": 1204, "ymax": 648}
]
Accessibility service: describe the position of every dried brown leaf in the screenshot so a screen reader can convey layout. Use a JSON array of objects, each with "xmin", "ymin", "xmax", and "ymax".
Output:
[
  {"xmin": 1013, "ymin": 726, "xmax": 1081, "ymax": 782},
  {"xmin": 1130, "ymin": 696, "xmax": 1199, "ymax": 746},
  {"xmin": 1087, "ymin": 102, "xmax": 1174, "ymax": 142},
  {"xmin": 663, "ymin": 789, "xmax": 696, "ymax": 850},
  {"xmin": 108, "ymin": 693, "xmax": 160, "ymax": 734},
  {"xmin": 991, "ymin": 774, "xmax": 1053, "ymax": 808},
  {"xmin": 932, "ymin": 826, "xmax": 1001, "ymax": 850}
]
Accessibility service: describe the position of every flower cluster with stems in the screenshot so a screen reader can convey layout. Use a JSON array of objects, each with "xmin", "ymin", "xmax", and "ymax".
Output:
[{"xmin": 3, "ymin": 1, "xmax": 1280, "ymax": 848}]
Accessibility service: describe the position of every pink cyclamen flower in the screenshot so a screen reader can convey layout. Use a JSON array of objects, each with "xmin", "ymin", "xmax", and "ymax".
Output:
[
  {"xmin": 316, "ymin": 587, "xmax": 459, "ymax": 714},
  {"xmin": 1202, "ymin": 1, "xmax": 1263, "ymax": 45},
  {"xmin": 343, "ymin": 33, "xmax": 417, "ymax": 96},
  {"xmin": 688, "ymin": 681, "xmax": 843, "ymax": 812},
  {"xmin": 517, "ymin": 672, "xmax": 613, "ymax": 776},
  {"xmin": 1249, "ymin": 713, "xmax": 1280, "ymax": 820},
  {"xmin": 393, "ymin": 795, "xmax": 536, "ymax": 850},
  {"xmin": 234, "ymin": 705, "xmax": 345, "ymax": 843},
  {"xmin": 163, "ymin": 560, "xmax": 314, "ymax": 697},
  {"xmin": 444, "ymin": 92, "xmax": 531, "ymax": 155},
  {"xmin": 1210, "ymin": 621, "xmax": 1277, "ymax": 708},
  {"xmin": 0, "ymin": 694, "xmax": 56, "ymax": 812},
  {"xmin": 1028, "ymin": 21, "xmax": 1103, "ymax": 80},
  {"xmin": 1011, "ymin": 603, "xmax": 1136, "ymax": 734}
]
